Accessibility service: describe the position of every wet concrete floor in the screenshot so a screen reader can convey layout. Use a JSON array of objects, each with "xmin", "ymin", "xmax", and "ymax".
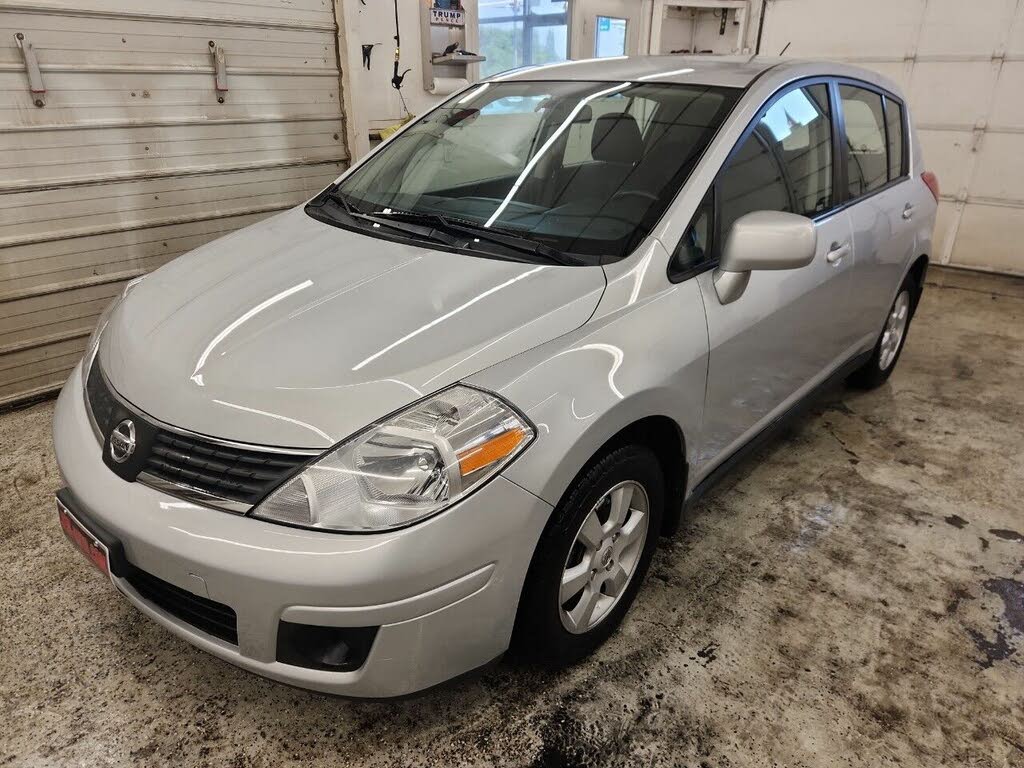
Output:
[{"xmin": 1, "ymin": 267, "xmax": 1022, "ymax": 767}]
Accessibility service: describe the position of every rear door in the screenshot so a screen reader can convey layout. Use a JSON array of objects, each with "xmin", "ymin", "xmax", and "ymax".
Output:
[
  {"xmin": 835, "ymin": 82, "xmax": 922, "ymax": 342},
  {"xmin": 681, "ymin": 80, "xmax": 858, "ymax": 475}
]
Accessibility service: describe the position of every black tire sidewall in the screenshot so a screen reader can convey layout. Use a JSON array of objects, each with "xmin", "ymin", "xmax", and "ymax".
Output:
[
  {"xmin": 848, "ymin": 273, "xmax": 918, "ymax": 389},
  {"xmin": 512, "ymin": 444, "xmax": 665, "ymax": 665}
]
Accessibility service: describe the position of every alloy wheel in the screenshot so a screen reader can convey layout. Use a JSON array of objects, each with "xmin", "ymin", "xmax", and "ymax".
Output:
[
  {"xmin": 879, "ymin": 290, "xmax": 911, "ymax": 371},
  {"xmin": 559, "ymin": 480, "xmax": 650, "ymax": 634}
]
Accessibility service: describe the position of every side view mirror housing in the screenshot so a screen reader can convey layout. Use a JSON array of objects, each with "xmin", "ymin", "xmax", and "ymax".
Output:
[{"xmin": 713, "ymin": 211, "xmax": 818, "ymax": 305}]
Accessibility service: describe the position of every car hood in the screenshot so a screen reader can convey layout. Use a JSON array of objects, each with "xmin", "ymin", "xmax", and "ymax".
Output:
[{"xmin": 100, "ymin": 208, "xmax": 605, "ymax": 449}]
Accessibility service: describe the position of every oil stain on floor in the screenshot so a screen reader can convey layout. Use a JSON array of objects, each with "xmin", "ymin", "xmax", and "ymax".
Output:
[{"xmin": 1, "ymin": 268, "xmax": 1023, "ymax": 767}]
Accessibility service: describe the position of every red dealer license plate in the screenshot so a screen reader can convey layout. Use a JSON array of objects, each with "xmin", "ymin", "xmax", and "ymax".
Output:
[{"xmin": 58, "ymin": 499, "xmax": 109, "ymax": 576}]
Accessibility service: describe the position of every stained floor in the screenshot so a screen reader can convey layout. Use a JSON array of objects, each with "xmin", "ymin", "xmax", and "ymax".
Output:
[{"xmin": 1, "ymin": 267, "xmax": 1022, "ymax": 768}]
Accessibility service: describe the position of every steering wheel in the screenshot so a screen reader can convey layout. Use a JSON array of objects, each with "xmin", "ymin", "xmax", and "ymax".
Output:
[{"xmin": 610, "ymin": 190, "xmax": 660, "ymax": 205}]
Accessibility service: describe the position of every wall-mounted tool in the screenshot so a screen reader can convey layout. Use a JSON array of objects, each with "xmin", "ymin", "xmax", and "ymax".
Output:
[
  {"xmin": 361, "ymin": 42, "xmax": 380, "ymax": 69},
  {"xmin": 14, "ymin": 33, "xmax": 46, "ymax": 108},
  {"xmin": 391, "ymin": 0, "xmax": 411, "ymax": 92},
  {"xmin": 208, "ymin": 40, "xmax": 228, "ymax": 102}
]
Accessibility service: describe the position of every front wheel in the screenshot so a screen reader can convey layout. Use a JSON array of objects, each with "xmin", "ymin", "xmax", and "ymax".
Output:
[
  {"xmin": 847, "ymin": 274, "xmax": 917, "ymax": 390},
  {"xmin": 511, "ymin": 445, "xmax": 664, "ymax": 665}
]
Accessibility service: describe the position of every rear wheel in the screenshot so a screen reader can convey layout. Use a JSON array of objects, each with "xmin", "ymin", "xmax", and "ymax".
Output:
[
  {"xmin": 848, "ymin": 273, "xmax": 917, "ymax": 389},
  {"xmin": 512, "ymin": 445, "xmax": 663, "ymax": 665}
]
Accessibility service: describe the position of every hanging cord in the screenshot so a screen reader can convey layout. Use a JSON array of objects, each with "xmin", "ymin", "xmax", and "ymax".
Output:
[{"xmin": 391, "ymin": 0, "xmax": 412, "ymax": 114}]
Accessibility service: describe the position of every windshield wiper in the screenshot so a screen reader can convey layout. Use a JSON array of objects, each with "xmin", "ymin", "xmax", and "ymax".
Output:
[
  {"xmin": 321, "ymin": 193, "xmax": 465, "ymax": 247},
  {"xmin": 368, "ymin": 210, "xmax": 582, "ymax": 266}
]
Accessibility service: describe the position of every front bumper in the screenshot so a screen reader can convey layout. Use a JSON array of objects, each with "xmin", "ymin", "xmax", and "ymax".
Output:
[{"xmin": 53, "ymin": 362, "xmax": 552, "ymax": 697}]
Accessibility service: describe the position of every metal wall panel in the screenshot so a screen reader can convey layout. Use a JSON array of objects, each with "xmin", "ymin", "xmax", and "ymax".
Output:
[
  {"xmin": 0, "ymin": 0, "xmax": 350, "ymax": 406},
  {"xmin": 759, "ymin": 0, "xmax": 1024, "ymax": 276}
]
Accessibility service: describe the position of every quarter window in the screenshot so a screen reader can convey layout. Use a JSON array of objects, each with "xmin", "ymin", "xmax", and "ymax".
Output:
[
  {"xmin": 885, "ymin": 98, "xmax": 905, "ymax": 181},
  {"xmin": 839, "ymin": 85, "xmax": 888, "ymax": 197}
]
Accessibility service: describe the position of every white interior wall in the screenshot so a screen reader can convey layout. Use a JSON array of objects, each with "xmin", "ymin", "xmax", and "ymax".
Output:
[{"xmin": 341, "ymin": 0, "xmax": 480, "ymax": 159}]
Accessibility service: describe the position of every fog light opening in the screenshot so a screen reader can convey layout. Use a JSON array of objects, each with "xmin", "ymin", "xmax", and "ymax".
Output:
[{"xmin": 276, "ymin": 621, "xmax": 378, "ymax": 672}]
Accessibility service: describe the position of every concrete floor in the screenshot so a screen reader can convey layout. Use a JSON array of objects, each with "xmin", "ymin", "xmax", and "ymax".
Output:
[{"xmin": 2, "ymin": 267, "xmax": 1022, "ymax": 768}]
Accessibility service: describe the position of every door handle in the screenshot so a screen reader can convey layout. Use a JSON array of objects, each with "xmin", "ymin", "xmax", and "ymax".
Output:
[
  {"xmin": 826, "ymin": 241, "xmax": 850, "ymax": 265},
  {"xmin": 902, "ymin": 203, "xmax": 914, "ymax": 220}
]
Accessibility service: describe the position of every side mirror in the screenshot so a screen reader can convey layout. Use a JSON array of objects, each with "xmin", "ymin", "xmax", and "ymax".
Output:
[{"xmin": 713, "ymin": 211, "xmax": 817, "ymax": 305}]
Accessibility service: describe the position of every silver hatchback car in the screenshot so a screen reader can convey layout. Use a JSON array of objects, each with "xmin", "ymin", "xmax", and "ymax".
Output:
[{"xmin": 53, "ymin": 56, "xmax": 937, "ymax": 697}]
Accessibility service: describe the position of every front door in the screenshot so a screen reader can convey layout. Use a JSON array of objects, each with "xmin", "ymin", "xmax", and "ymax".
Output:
[
  {"xmin": 572, "ymin": 1, "xmax": 643, "ymax": 59},
  {"xmin": 690, "ymin": 81, "xmax": 858, "ymax": 479}
]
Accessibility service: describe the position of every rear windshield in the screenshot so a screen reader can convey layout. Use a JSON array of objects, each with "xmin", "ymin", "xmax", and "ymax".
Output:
[{"xmin": 332, "ymin": 80, "xmax": 740, "ymax": 261}]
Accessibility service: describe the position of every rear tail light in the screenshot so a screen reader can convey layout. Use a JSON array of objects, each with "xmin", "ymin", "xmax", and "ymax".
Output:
[{"xmin": 921, "ymin": 171, "xmax": 940, "ymax": 203}]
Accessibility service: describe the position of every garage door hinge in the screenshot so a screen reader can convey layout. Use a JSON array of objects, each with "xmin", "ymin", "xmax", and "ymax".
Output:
[
  {"xmin": 14, "ymin": 33, "xmax": 45, "ymax": 107},
  {"xmin": 208, "ymin": 40, "xmax": 228, "ymax": 102},
  {"xmin": 971, "ymin": 120, "xmax": 987, "ymax": 152}
]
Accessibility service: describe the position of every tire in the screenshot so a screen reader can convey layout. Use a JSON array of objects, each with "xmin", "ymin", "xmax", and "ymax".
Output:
[
  {"xmin": 511, "ymin": 444, "xmax": 664, "ymax": 665},
  {"xmin": 847, "ymin": 272, "xmax": 919, "ymax": 390}
]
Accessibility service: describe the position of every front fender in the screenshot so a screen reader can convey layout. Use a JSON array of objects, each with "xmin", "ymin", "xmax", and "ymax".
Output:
[{"xmin": 469, "ymin": 279, "xmax": 710, "ymax": 508}]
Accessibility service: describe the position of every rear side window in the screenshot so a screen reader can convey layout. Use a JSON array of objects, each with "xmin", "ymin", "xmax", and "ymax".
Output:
[
  {"xmin": 839, "ymin": 85, "xmax": 888, "ymax": 196},
  {"xmin": 885, "ymin": 99, "xmax": 905, "ymax": 180}
]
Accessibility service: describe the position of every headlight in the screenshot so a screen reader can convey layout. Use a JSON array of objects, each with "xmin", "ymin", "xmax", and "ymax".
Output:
[
  {"xmin": 253, "ymin": 386, "xmax": 534, "ymax": 532},
  {"xmin": 84, "ymin": 275, "xmax": 146, "ymax": 363}
]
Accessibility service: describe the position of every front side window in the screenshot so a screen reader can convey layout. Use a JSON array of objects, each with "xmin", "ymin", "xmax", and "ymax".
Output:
[
  {"xmin": 717, "ymin": 127, "xmax": 792, "ymax": 241},
  {"xmin": 671, "ymin": 83, "xmax": 834, "ymax": 277},
  {"xmin": 759, "ymin": 84, "xmax": 834, "ymax": 216},
  {"xmin": 330, "ymin": 80, "xmax": 739, "ymax": 262},
  {"xmin": 839, "ymin": 85, "xmax": 888, "ymax": 197},
  {"xmin": 479, "ymin": 0, "xmax": 569, "ymax": 78}
]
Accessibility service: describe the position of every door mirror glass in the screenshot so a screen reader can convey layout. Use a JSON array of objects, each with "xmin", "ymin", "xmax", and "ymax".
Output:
[{"xmin": 713, "ymin": 211, "xmax": 817, "ymax": 304}]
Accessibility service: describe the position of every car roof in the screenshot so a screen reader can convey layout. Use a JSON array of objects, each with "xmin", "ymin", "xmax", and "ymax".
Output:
[{"xmin": 486, "ymin": 55, "xmax": 890, "ymax": 92}]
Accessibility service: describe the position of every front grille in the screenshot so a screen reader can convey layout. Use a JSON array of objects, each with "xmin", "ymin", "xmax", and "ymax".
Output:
[
  {"xmin": 124, "ymin": 564, "xmax": 238, "ymax": 645},
  {"xmin": 144, "ymin": 431, "xmax": 308, "ymax": 505},
  {"xmin": 86, "ymin": 357, "xmax": 314, "ymax": 509}
]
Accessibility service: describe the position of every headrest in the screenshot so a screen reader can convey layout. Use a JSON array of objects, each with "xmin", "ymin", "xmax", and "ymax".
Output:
[
  {"xmin": 571, "ymin": 104, "xmax": 593, "ymax": 123},
  {"xmin": 591, "ymin": 113, "xmax": 642, "ymax": 164}
]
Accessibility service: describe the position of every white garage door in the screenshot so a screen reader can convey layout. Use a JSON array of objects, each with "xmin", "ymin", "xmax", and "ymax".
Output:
[
  {"xmin": 760, "ymin": 0, "xmax": 1024, "ymax": 277},
  {"xmin": 0, "ymin": 0, "xmax": 350, "ymax": 407}
]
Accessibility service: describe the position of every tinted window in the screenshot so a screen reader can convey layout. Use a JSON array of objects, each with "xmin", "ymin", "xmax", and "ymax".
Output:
[
  {"xmin": 885, "ymin": 98, "xmax": 905, "ymax": 180},
  {"xmin": 670, "ymin": 192, "xmax": 713, "ymax": 278},
  {"xmin": 718, "ymin": 131, "xmax": 791, "ymax": 239},
  {"xmin": 759, "ymin": 84, "xmax": 834, "ymax": 216},
  {"xmin": 840, "ymin": 85, "xmax": 888, "ymax": 196}
]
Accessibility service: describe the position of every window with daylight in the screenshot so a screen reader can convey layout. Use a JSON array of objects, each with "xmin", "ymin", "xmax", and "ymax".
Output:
[{"xmin": 479, "ymin": 0, "xmax": 570, "ymax": 78}]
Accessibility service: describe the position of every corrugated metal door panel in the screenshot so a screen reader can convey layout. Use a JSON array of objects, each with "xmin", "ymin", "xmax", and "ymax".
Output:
[
  {"xmin": 0, "ymin": 1, "xmax": 349, "ymax": 406},
  {"xmin": 759, "ymin": 0, "xmax": 924, "ymax": 58},
  {"xmin": 0, "ymin": 71, "xmax": 344, "ymax": 125},
  {"xmin": 949, "ymin": 205, "xmax": 1024, "ymax": 274},
  {"xmin": 916, "ymin": 0, "xmax": 1016, "ymax": 57},
  {"xmin": 0, "ymin": 211, "xmax": 274, "ymax": 302},
  {"xmin": 0, "ymin": 165, "xmax": 341, "ymax": 249},
  {"xmin": 0, "ymin": 11, "xmax": 334, "ymax": 71},
  {"xmin": 971, "ymin": 133, "xmax": 1024, "ymax": 201},
  {"xmin": 1, "ymin": 120, "xmax": 344, "ymax": 190},
  {"xmin": 760, "ymin": 0, "xmax": 1024, "ymax": 276},
  {"xmin": 906, "ymin": 61, "xmax": 998, "ymax": 126},
  {"xmin": 915, "ymin": 130, "xmax": 973, "ymax": 194},
  {"xmin": 4, "ymin": 0, "xmax": 336, "ymax": 26}
]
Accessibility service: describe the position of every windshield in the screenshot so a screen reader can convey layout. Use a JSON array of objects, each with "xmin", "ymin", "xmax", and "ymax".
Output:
[{"xmin": 326, "ymin": 80, "xmax": 739, "ymax": 262}]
